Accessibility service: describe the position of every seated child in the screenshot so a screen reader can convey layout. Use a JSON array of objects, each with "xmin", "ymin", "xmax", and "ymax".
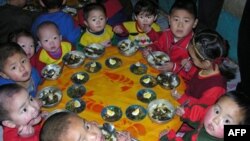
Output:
[
  {"xmin": 113, "ymin": 0, "xmax": 161, "ymax": 47},
  {"xmin": 0, "ymin": 42, "xmax": 41, "ymax": 97},
  {"xmin": 142, "ymin": 0, "xmax": 198, "ymax": 82},
  {"xmin": 160, "ymin": 91, "xmax": 250, "ymax": 141},
  {"xmin": 0, "ymin": 83, "xmax": 45, "ymax": 141},
  {"xmin": 40, "ymin": 110, "xmax": 131, "ymax": 141},
  {"xmin": 8, "ymin": 29, "xmax": 37, "ymax": 68},
  {"xmin": 31, "ymin": 0, "xmax": 81, "ymax": 46},
  {"xmin": 78, "ymin": 3, "xmax": 114, "ymax": 49},
  {"xmin": 173, "ymin": 29, "xmax": 237, "ymax": 107},
  {"xmin": 33, "ymin": 21, "xmax": 73, "ymax": 73}
]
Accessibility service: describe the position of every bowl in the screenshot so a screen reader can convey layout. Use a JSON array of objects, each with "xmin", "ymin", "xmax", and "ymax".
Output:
[
  {"xmin": 41, "ymin": 64, "xmax": 61, "ymax": 80},
  {"xmin": 63, "ymin": 50, "xmax": 85, "ymax": 68},
  {"xmin": 146, "ymin": 51, "xmax": 170, "ymax": 69},
  {"xmin": 148, "ymin": 99, "xmax": 175, "ymax": 124},
  {"xmin": 117, "ymin": 39, "xmax": 139, "ymax": 56},
  {"xmin": 37, "ymin": 86, "xmax": 62, "ymax": 108},
  {"xmin": 105, "ymin": 57, "xmax": 122, "ymax": 69},
  {"xmin": 84, "ymin": 43, "xmax": 105, "ymax": 59},
  {"xmin": 156, "ymin": 72, "xmax": 180, "ymax": 89},
  {"xmin": 67, "ymin": 84, "xmax": 86, "ymax": 98},
  {"xmin": 71, "ymin": 72, "xmax": 89, "ymax": 84},
  {"xmin": 130, "ymin": 62, "xmax": 147, "ymax": 75},
  {"xmin": 65, "ymin": 98, "xmax": 86, "ymax": 113},
  {"xmin": 101, "ymin": 105, "xmax": 122, "ymax": 122},
  {"xmin": 140, "ymin": 74, "xmax": 158, "ymax": 88},
  {"xmin": 137, "ymin": 88, "xmax": 157, "ymax": 103},
  {"xmin": 84, "ymin": 61, "xmax": 102, "ymax": 73},
  {"xmin": 125, "ymin": 105, "xmax": 147, "ymax": 121}
]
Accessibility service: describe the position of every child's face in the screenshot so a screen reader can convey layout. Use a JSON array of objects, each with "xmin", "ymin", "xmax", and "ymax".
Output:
[
  {"xmin": 135, "ymin": 12, "xmax": 157, "ymax": 30},
  {"xmin": 169, "ymin": 9, "xmax": 198, "ymax": 41},
  {"xmin": 38, "ymin": 25, "xmax": 62, "ymax": 53},
  {"xmin": 17, "ymin": 36, "xmax": 35, "ymax": 59},
  {"xmin": 6, "ymin": 89, "xmax": 42, "ymax": 126},
  {"xmin": 63, "ymin": 116, "xmax": 104, "ymax": 141},
  {"xmin": 84, "ymin": 10, "xmax": 107, "ymax": 33},
  {"xmin": 204, "ymin": 96, "xmax": 244, "ymax": 138},
  {"xmin": 0, "ymin": 53, "xmax": 32, "ymax": 82}
]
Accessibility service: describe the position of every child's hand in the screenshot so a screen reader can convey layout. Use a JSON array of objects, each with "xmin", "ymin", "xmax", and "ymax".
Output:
[
  {"xmin": 159, "ymin": 129, "xmax": 169, "ymax": 138},
  {"xmin": 113, "ymin": 25, "xmax": 124, "ymax": 34},
  {"xmin": 116, "ymin": 131, "xmax": 131, "ymax": 141},
  {"xmin": 175, "ymin": 106, "xmax": 185, "ymax": 116},
  {"xmin": 181, "ymin": 58, "xmax": 192, "ymax": 72},
  {"xmin": 141, "ymin": 47, "xmax": 151, "ymax": 58},
  {"xmin": 18, "ymin": 125, "xmax": 35, "ymax": 138},
  {"xmin": 141, "ymin": 24, "xmax": 152, "ymax": 33},
  {"xmin": 171, "ymin": 89, "xmax": 181, "ymax": 100}
]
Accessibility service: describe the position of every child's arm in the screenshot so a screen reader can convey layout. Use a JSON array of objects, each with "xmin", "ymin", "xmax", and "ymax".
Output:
[
  {"xmin": 113, "ymin": 24, "xmax": 129, "ymax": 36},
  {"xmin": 116, "ymin": 131, "xmax": 131, "ymax": 141},
  {"xmin": 18, "ymin": 125, "xmax": 35, "ymax": 138}
]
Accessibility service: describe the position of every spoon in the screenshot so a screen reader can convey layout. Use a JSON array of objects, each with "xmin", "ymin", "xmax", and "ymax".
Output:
[
  {"xmin": 102, "ymin": 123, "xmax": 139, "ymax": 141},
  {"xmin": 148, "ymin": 50, "xmax": 162, "ymax": 66}
]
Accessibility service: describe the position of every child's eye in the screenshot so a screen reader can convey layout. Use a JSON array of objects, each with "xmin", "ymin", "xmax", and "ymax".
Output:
[
  {"xmin": 21, "ymin": 45, "xmax": 26, "ymax": 48},
  {"xmin": 84, "ymin": 123, "xmax": 90, "ymax": 130},
  {"xmin": 44, "ymin": 40, "xmax": 48, "ymax": 42},
  {"xmin": 184, "ymin": 19, "xmax": 190, "ymax": 23},
  {"xmin": 53, "ymin": 36, "xmax": 57, "ymax": 40},
  {"xmin": 23, "ymin": 108, "xmax": 27, "ymax": 113},
  {"xmin": 214, "ymin": 107, "xmax": 220, "ymax": 114},
  {"xmin": 223, "ymin": 118, "xmax": 232, "ymax": 125},
  {"xmin": 11, "ymin": 66, "xmax": 16, "ymax": 70},
  {"xmin": 21, "ymin": 59, "xmax": 27, "ymax": 64},
  {"xmin": 30, "ymin": 97, "xmax": 34, "ymax": 102}
]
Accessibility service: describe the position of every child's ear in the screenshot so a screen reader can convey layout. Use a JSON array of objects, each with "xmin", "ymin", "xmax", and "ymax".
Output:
[
  {"xmin": 62, "ymin": 0, "xmax": 67, "ymax": 5},
  {"xmin": 203, "ymin": 60, "xmax": 212, "ymax": 68},
  {"xmin": 39, "ymin": 0, "xmax": 45, "ymax": 7},
  {"xmin": 38, "ymin": 41, "xmax": 42, "ymax": 47},
  {"xmin": 2, "ymin": 120, "xmax": 17, "ymax": 128},
  {"xmin": 167, "ymin": 15, "xmax": 171, "ymax": 25},
  {"xmin": 0, "ymin": 72, "xmax": 9, "ymax": 79},
  {"xmin": 84, "ymin": 21, "xmax": 88, "ymax": 27},
  {"xmin": 134, "ymin": 15, "xmax": 138, "ymax": 21},
  {"xmin": 59, "ymin": 35, "xmax": 62, "ymax": 41},
  {"xmin": 154, "ymin": 15, "xmax": 158, "ymax": 22},
  {"xmin": 192, "ymin": 19, "xmax": 199, "ymax": 28}
]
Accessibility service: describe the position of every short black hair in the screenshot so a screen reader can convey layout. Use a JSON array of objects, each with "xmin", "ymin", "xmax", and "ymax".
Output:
[
  {"xmin": 170, "ymin": 0, "xmax": 197, "ymax": 18},
  {"xmin": 134, "ymin": 0, "xmax": 158, "ymax": 16},
  {"xmin": 41, "ymin": 0, "xmax": 64, "ymax": 9},
  {"xmin": 0, "ymin": 42, "xmax": 26, "ymax": 72},
  {"xmin": 83, "ymin": 3, "xmax": 106, "ymax": 20}
]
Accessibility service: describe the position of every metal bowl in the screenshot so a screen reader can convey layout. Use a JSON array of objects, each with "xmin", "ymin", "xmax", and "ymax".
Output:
[
  {"xmin": 37, "ymin": 86, "xmax": 62, "ymax": 108},
  {"xmin": 63, "ymin": 50, "xmax": 85, "ymax": 68},
  {"xmin": 41, "ymin": 64, "xmax": 61, "ymax": 80},
  {"xmin": 146, "ymin": 51, "xmax": 170, "ymax": 69},
  {"xmin": 148, "ymin": 99, "xmax": 175, "ymax": 124},
  {"xmin": 156, "ymin": 72, "xmax": 180, "ymax": 89},
  {"xmin": 101, "ymin": 105, "xmax": 122, "ymax": 122},
  {"xmin": 117, "ymin": 39, "xmax": 139, "ymax": 56},
  {"xmin": 84, "ymin": 43, "xmax": 105, "ymax": 59}
]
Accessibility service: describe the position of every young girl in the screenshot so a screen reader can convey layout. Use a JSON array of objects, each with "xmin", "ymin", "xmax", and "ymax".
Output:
[
  {"xmin": 142, "ymin": 0, "xmax": 198, "ymax": 82},
  {"xmin": 173, "ymin": 29, "xmax": 237, "ymax": 107},
  {"xmin": 113, "ymin": 0, "xmax": 161, "ymax": 47},
  {"xmin": 160, "ymin": 91, "xmax": 250, "ymax": 141}
]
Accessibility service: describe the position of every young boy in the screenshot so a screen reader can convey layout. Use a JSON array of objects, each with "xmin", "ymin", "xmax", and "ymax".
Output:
[
  {"xmin": 0, "ymin": 42, "xmax": 41, "ymax": 97},
  {"xmin": 113, "ymin": 0, "xmax": 161, "ymax": 47},
  {"xmin": 78, "ymin": 3, "xmax": 114, "ymax": 49},
  {"xmin": 34, "ymin": 21, "xmax": 73, "ymax": 73},
  {"xmin": 0, "ymin": 83, "xmax": 44, "ymax": 141},
  {"xmin": 142, "ymin": 0, "xmax": 198, "ymax": 82},
  {"xmin": 40, "ymin": 111, "xmax": 132, "ymax": 141},
  {"xmin": 31, "ymin": 0, "xmax": 81, "ymax": 46}
]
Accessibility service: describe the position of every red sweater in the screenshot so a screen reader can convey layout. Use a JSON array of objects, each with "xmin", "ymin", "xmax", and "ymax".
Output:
[{"xmin": 151, "ymin": 29, "xmax": 197, "ymax": 82}]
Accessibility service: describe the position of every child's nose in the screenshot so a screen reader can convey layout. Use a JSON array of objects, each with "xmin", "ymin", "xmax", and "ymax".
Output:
[
  {"xmin": 177, "ymin": 22, "xmax": 183, "ymax": 27},
  {"xmin": 212, "ymin": 116, "xmax": 221, "ymax": 125}
]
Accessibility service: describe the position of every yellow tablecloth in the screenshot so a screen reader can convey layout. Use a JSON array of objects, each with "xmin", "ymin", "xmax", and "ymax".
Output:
[{"xmin": 39, "ymin": 46, "xmax": 185, "ymax": 140}]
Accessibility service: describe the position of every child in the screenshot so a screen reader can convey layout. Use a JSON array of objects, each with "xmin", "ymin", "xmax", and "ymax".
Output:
[
  {"xmin": 31, "ymin": 0, "xmax": 81, "ymax": 46},
  {"xmin": 8, "ymin": 29, "xmax": 37, "ymax": 67},
  {"xmin": 142, "ymin": 0, "xmax": 198, "ymax": 82},
  {"xmin": 34, "ymin": 21, "xmax": 73, "ymax": 73},
  {"xmin": 172, "ymin": 29, "xmax": 237, "ymax": 107},
  {"xmin": 0, "ymin": 83, "xmax": 44, "ymax": 141},
  {"xmin": 40, "ymin": 110, "xmax": 132, "ymax": 141},
  {"xmin": 0, "ymin": 42, "xmax": 41, "ymax": 97},
  {"xmin": 159, "ymin": 91, "xmax": 250, "ymax": 141},
  {"xmin": 113, "ymin": 0, "xmax": 161, "ymax": 47},
  {"xmin": 78, "ymin": 3, "xmax": 114, "ymax": 49}
]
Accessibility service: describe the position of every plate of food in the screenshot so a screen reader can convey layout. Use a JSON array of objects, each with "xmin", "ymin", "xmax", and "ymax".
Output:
[
  {"xmin": 84, "ymin": 61, "xmax": 102, "ymax": 73},
  {"xmin": 71, "ymin": 72, "xmax": 89, "ymax": 84},
  {"xmin": 65, "ymin": 98, "xmax": 86, "ymax": 113},
  {"xmin": 117, "ymin": 39, "xmax": 139, "ymax": 56},
  {"xmin": 37, "ymin": 86, "xmax": 62, "ymax": 108},
  {"xmin": 130, "ymin": 62, "xmax": 147, "ymax": 75},
  {"xmin": 101, "ymin": 106, "xmax": 122, "ymax": 122},
  {"xmin": 140, "ymin": 74, "xmax": 158, "ymax": 88},
  {"xmin": 84, "ymin": 43, "xmax": 105, "ymax": 59},
  {"xmin": 105, "ymin": 57, "xmax": 122, "ymax": 69},
  {"xmin": 156, "ymin": 72, "xmax": 180, "ymax": 89},
  {"xmin": 62, "ymin": 50, "xmax": 85, "ymax": 68},
  {"xmin": 146, "ymin": 51, "xmax": 170, "ymax": 69},
  {"xmin": 148, "ymin": 99, "xmax": 175, "ymax": 124},
  {"xmin": 126, "ymin": 105, "xmax": 147, "ymax": 121},
  {"xmin": 137, "ymin": 88, "xmax": 157, "ymax": 103},
  {"xmin": 41, "ymin": 64, "xmax": 61, "ymax": 80},
  {"xmin": 67, "ymin": 84, "xmax": 86, "ymax": 98}
]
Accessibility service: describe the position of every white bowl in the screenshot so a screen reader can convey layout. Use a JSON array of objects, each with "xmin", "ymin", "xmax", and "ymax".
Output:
[{"xmin": 117, "ymin": 39, "xmax": 139, "ymax": 56}]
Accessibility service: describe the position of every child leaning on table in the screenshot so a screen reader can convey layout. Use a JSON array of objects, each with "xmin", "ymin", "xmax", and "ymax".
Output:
[
  {"xmin": 0, "ymin": 83, "xmax": 45, "ymax": 141},
  {"xmin": 142, "ymin": 0, "xmax": 198, "ymax": 82},
  {"xmin": 172, "ymin": 29, "xmax": 237, "ymax": 107},
  {"xmin": 40, "ymin": 110, "xmax": 131, "ymax": 141},
  {"xmin": 78, "ymin": 2, "xmax": 114, "ymax": 49},
  {"xmin": 33, "ymin": 21, "xmax": 73, "ymax": 73},
  {"xmin": 0, "ymin": 42, "xmax": 41, "ymax": 97},
  {"xmin": 159, "ymin": 91, "xmax": 250, "ymax": 141},
  {"xmin": 113, "ymin": 0, "xmax": 161, "ymax": 47}
]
